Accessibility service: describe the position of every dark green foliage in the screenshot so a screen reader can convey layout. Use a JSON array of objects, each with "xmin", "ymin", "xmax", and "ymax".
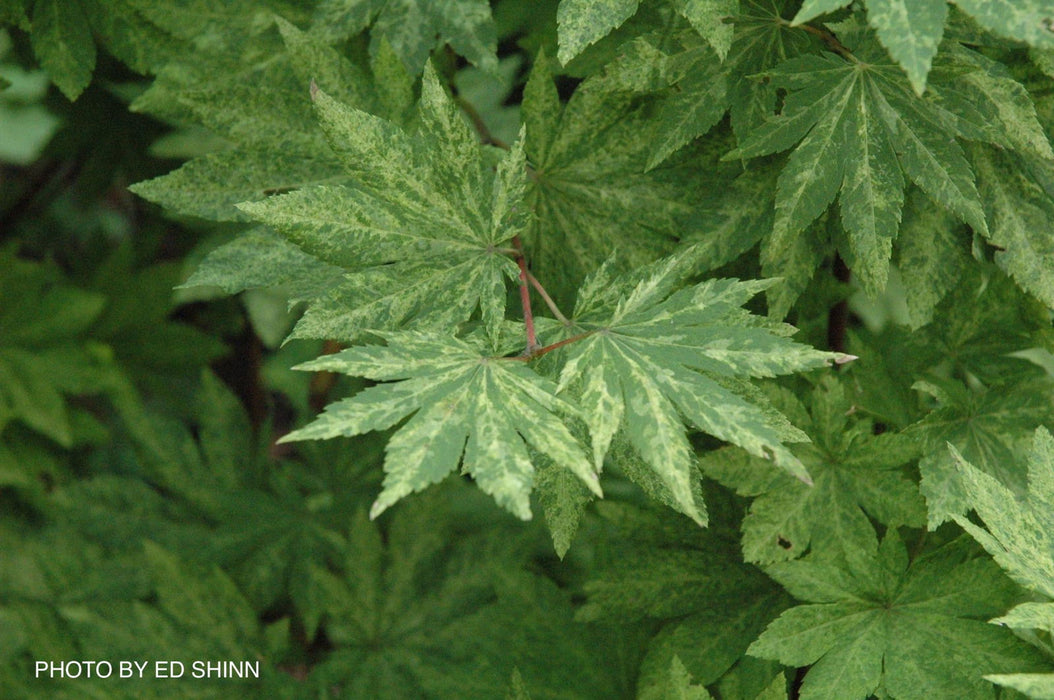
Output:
[{"xmin": 3, "ymin": 0, "xmax": 1054, "ymax": 697}]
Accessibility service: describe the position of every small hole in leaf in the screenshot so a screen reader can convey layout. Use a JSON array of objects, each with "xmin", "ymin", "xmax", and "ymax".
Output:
[{"xmin": 777, "ymin": 536, "xmax": 793, "ymax": 549}]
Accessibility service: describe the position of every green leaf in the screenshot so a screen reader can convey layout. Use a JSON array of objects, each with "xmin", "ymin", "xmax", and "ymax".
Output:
[
  {"xmin": 30, "ymin": 0, "xmax": 95, "ymax": 99},
  {"xmin": 678, "ymin": 0, "xmax": 739, "ymax": 59},
  {"xmin": 701, "ymin": 377, "xmax": 924, "ymax": 564},
  {"xmin": 556, "ymin": 0, "xmax": 640, "ymax": 64},
  {"xmin": 131, "ymin": 16, "xmax": 409, "ymax": 222},
  {"xmin": 644, "ymin": 38, "xmax": 729, "ymax": 170},
  {"xmin": 559, "ymin": 250, "xmax": 842, "ymax": 521},
  {"xmin": 907, "ymin": 375, "xmax": 1054, "ymax": 527},
  {"xmin": 727, "ymin": 2, "xmax": 815, "ymax": 141},
  {"xmin": 309, "ymin": 493, "xmax": 627, "ymax": 698},
  {"xmin": 895, "ymin": 189, "xmax": 971, "ymax": 328},
  {"xmin": 992, "ymin": 601, "xmax": 1054, "ymax": 634},
  {"xmin": 506, "ymin": 668, "xmax": 532, "ymax": 700},
  {"xmin": 0, "ymin": 0, "xmax": 28, "ymax": 29},
  {"xmin": 951, "ymin": 427, "xmax": 1054, "ymax": 599},
  {"xmin": 952, "ymin": 430, "xmax": 1054, "ymax": 697},
  {"xmin": 865, "ymin": 0, "xmax": 947, "ymax": 94},
  {"xmin": 728, "ymin": 41, "xmax": 994, "ymax": 296},
  {"xmin": 791, "ymin": 0, "xmax": 851, "ymax": 25},
  {"xmin": 579, "ymin": 501, "xmax": 787, "ymax": 688},
  {"xmin": 0, "ymin": 254, "xmax": 111, "ymax": 447},
  {"xmin": 750, "ymin": 532, "xmax": 1052, "ymax": 700},
  {"xmin": 641, "ymin": 655, "xmax": 713, "ymax": 700},
  {"xmin": 930, "ymin": 46, "xmax": 1054, "ymax": 161},
  {"xmin": 237, "ymin": 66, "xmax": 527, "ymax": 342},
  {"xmin": 522, "ymin": 45, "xmax": 712, "ymax": 304},
  {"xmin": 314, "ymin": 0, "xmax": 498, "ymax": 74},
  {"xmin": 952, "ymin": 0, "xmax": 1054, "ymax": 48},
  {"xmin": 181, "ymin": 228, "xmax": 346, "ymax": 300},
  {"xmin": 985, "ymin": 673, "xmax": 1054, "ymax": 699},
  {"xmin": 281, "ymin": 332, "xmax": 600, "ymax": 520},
  {"xmin": 972, "ymin": 146, "xmax": 1054, "ymax": 308}
]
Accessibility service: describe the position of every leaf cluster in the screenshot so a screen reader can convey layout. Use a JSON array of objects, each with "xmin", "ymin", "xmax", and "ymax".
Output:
[{"xmin": 5, "ymin": 0, "xmax": 1054, "ymax": 697}]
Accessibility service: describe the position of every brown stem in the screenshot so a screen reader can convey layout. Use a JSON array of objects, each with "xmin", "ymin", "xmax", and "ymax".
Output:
[
  {"xmin": 455, "ymin": 95, "xmax": 509, "ymax": 149},
  {"xmin": 527, "ymin": 272, "xmax": 570, "ymax": 325},
  {"xmin": 502, "ymin": 330, "xmax": 598, "ymax": 362},
  {"xmin": 309, "ymin": 340, "xmax": 344, "ymax": 413},
  {"xmin": 795, "ymin": 22, "xmax": 856, "ymax": 62},
  {"xmin": 827, "ymin": 254, "xmax": 851, "ymax": 355},
  {"xmin": 512, "ymin": 235, "xmax": 541, "ymax": 354}
]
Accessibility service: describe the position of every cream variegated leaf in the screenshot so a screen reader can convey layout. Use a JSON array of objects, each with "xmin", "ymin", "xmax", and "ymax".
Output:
[
  {"xmin": 556, "ymin": 0, "xmax": 640, "ymax": 64},
  {"xmin": 238, "ymin": 65, "xmax": 526, "ymax": 342},
  {"xmin": 280, "ymin": 332, "xmax": 600, "ymax": 520},
  {"xmin": 558, "ymin": 249, "xmax": 844, "ymax": 523},
  {"xmin": 951, "ymin": 427, "xmax": 1054, "ymax": 599}
]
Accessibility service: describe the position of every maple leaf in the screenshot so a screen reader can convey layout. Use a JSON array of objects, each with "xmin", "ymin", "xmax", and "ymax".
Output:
[
  {"xmin": 24, "ymin": 0, "xmax": 189, "ymax": 99},
  {"xmin": 905, "ymin": 374, "xmax": 1054, "ymax": 528},
  {"xmin": 311, "ymin": 0, "xmax": 498, "ymax": 74},
  {"xmin": 726, "ymin": 38, "xmax": 993, "ymax": 296},
  {"xmin": 641, "ymin": 655, "xmax": 713, "ymax": 700},
  {"xmin": 952, "ymin": 428, "xmax": 1054, "ymax": 698},
  {"xmin": 972, "ymin": 146, "xmax": 1054, "ymax": 309},
  {"xmin": 678, "ymin": 0, "xmax": 740, "ymax": 60},
  {"xmin": 557, "ymin": 249, "xmax": 843, "ymax": 523},
  {"xmin": 237, "ymin": 64, "xmax": 526, "ymax": 342},
  {"xmin": 749, "ymin": 531, "xmax": 1051, "ymax": 699},
  {"xmin": 950, "ymin": 0, "xmax": 1054, "ymax": 48},
  {"xmin": 578, "ymin": 500, "xmax": 787, "ymax": 693},
  {"xmin": 522, "ymin": 46, "xmax": 712, "ymax": 304},
  {"xmin": 556, "ymin": 0, "xmax": 642, "ymax": 64},
  {"xmin": 306, "ymin": 493, "xmax": 627, "ymax": 698},
  {"xmin": 701, "ymin": 377, "xmax": 925, "ymax": 564},
  {"xmin": 644, "ymin": 1, "xmax": 815, "ymax": 168},
  {"xmin": 864, "ymin": 0, "xmax": 947, "ymax": 94},
  {"xmin": 0, "ymin": 253, "xmax": 109, "ymax": 448},
  {"xmin": 952, "ymin": 426, "xmax": 1054, "ymax": 598},
  {"xmin": 794, "ymin": 1, "xmax": 1054, "ymax": 90},
  {"xmin": 894, "ymin": 187, "xmax": 971, "ymax": 329},
  {"xmin": 131, "ymin": 16, "xmax": 412, "ymax": 222},
  {"xmin": 280, "ymin": 331, "xmax": 600, "ymax": 520},
  {"xmin": 0, "ymin": 525, "xmax": 298, "ymax": 698}
]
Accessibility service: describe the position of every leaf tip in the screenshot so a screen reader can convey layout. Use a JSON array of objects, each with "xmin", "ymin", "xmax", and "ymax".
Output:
[
  {"xmin": 309, "ymin": 79, "xmax": 320, "ymax": 101},
  {"xmin": 584, "ymin": 471, "xmax": 604, "ymax": 498},
  {"xmin": 369, "ymin": 499, "xmax": 390, "ymax": 520},
  {"xmin": 834, "ymin": 353, "xmax": 858, "ymax": 365}
]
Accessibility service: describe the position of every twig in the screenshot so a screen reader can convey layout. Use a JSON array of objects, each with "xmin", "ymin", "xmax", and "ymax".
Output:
[
  {"xmin": 795, "ymin": 22, "xmax": 857, "ymax": 62},
  {"xmin": 308, "ymin": 339, "xmax": 344, "ymax": 413},
  {"xmin": 827, "ymin": 253, "xmax": 851, "ymax": 355},
  {"xmin": 455, "ymin": 95, "xmax": 509, "ymax": 149},
  {"xmin": 527, "ymin": 271, "xmax": 570, "ymax": 325},
  {"xmin": 501, "ymin": 330, "xmax": 598, "ymax": 362},
  {"xmin": 512, "ymin": 235, "xmax": 541, "ymax": 354}
]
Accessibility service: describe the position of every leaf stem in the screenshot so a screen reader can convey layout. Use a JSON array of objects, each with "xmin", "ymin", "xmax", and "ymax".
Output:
[
  {"xmin": 512, "ymin": 235, "xmax": 541, "ymax": 354},
  {"xmin": 827, "ymin": 253, "xmax": 851, "ymax": 355},
  {"xmin": 455, "ymin": 95, "xmax": 509, "ymax": 149},
  {"xmin": 501, "ymin": 330, "xmax": 598, "ymax": 362},
  {"xmin": 794, "ymin": 22, "xmax": 857, "ymax": 62},
  {"xmin": 527, "ymin": 272, "xmax": 570, "ymax": 325}
]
